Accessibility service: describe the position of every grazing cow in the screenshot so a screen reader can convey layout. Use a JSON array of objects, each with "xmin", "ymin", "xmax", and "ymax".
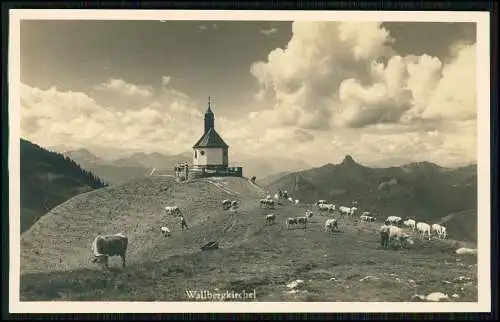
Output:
[
  {"xmin": 339, "ymin": 206, "xmax": 352, "ymax": 216},
  {"xmin": 385, "ymin": 216, "xmax": 402, "ymax": 226},
  {"xmin": 288, "ymin": 197, "xmax": 293, "ymax": 203},
  {"xmin": 165, "ymin": 206, "xmax": 181, "ymax": 216},
  {"xmin": 296, "ymin": 216, "xmax": 308, "ymax": 229},
  {"xmin": 360, "ymin": 215, "xmax": 376, "ymax": 222},
  {"xmin": 294, "ymin": 199, "xmax": 299, "ymax": 205},
  {"xmin": 230, "ymin": 200, "xmax": 239, "ymax": 210},
  {"xmin": 265, "ymin": 213, "xmax": 276, "ymax": 225},
  {"xmin": 416, "ymin": 222, "xmax": 432, "ymax": 240},
  {"xmin": 315, "ymin": 200, "xmax": 328, "ymax": 207},
  {"xmin": 362, "ymin": 211, "xmax": 371, "ymax": 216},
  {"xmin": 259, "ymin": 198, "xmax": 274, "ymax": 209},
  {"xmin": 161, "ymin": 226, "xmax": 171, "ymax": 236},
  {"xmin": 318, "ymin": 203, "xmax": 335, "ymax": 213},
  {"xmin": 274, "ymin": 193, "xmax": 279, "ymax": 200},
  {"xmin": 324, "ymin": 218, "xmax": 338, "ymax": 232},
  {"xmin": 387, "ymin": 225, "xmax": 414, "ymax": 249},
  {"xmin": 286, "ymin": 217, "xmax": 298, "ymax": 230},
  {"xmin": 222, "ymin": 199, "xmax": 232, "ymax": 210},
  {"xmin": 404, "ymin": 219, "xmax": 417, "ymax": 231},
  {"xmin": 91, "ymin": 233, "xmax": 128, "ymax": 268},
  {"xmin": 305, "ymin": 210, "xmax": 313, "ymax": 219},
  {"xmin": 380, "ymin": 225, "xmax": 414, "ymax": 249},
  {"xmin": 432, "ymin": 224, "xmax": 447, "ymax": 239}
]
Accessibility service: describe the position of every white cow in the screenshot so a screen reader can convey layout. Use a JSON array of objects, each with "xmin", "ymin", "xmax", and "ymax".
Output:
[
  {"xmin": 165, "ymin": 206, "xmax": 181, "ymax": 216},
  {"xmin": 324, "ymin": 218, "xmax": 338, "ymax": 232},
  {"xmin": 360, "ymin": 215, "xmax": 376, "ymax": 222},
  {"xmin": 294, "ymin": 199, "xmax": 299, "ymax": 205},
  {"xmin": 315, "ymin": 200, "xmax": 328, "ymax": 206},
  {"xmin": 388, "ymin": 225, "xmax": 414, "ymax": 249},
  {"xmin": 339, "ymin": 206, "xmax": 352, "ymax": 216},
  {"xmin": 318, "ymin": 203, "xmax": 335, "ymax": 213},
  {"xmin": 416, "ymin": 222, "xmax": 432, "ymax": 240},
  {"xmin": 265, "ymin": 213, "xmax": 276, "ymax": 225},
  {"xmin": 350, "ymin": 207, "xmax": 358, "ymax": 216},
  {"xmin": 161, "ymin": 226, "xmax": 171, "ymax": 236},
  {"xmin": 385, "ymin": 216, "xmax": 402, "ymax": 226},
  {"xmin": 404, "ymin": 219, "xmax": 417, "ymax": 231},
  {"xmin": 432, "ymin": 224, "xmax": 447, "ymax": 239},
  {"xmin": 286, "ymin": 217, "xmax": 298, "ymax": 230}
]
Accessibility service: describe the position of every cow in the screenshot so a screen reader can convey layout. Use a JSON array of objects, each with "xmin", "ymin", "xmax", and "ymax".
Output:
[
  {"xmin": 432, "ymin": 224, "xmax": 447, "ymax": 239},
  {"xmin": 296, "ymin": 216, "xmax": 308, "ymax": 229},
  {"xmin": 319, "ymin": 203, "xmax": 335, "ymax": 213},
  {"xmin": 404, "ymin": 219, "xmax": 417, "ymax": 231},
  {"xmin": 315, "ymin": 200, "xmax": 328, "ymax": 207},
  {"xmin": 286, "ymin": 217, "xmax": 298, "ymax": 230},
  {"xmin": 305, "ymin": 210, "xmax": 314, "ymax": 219},
  {"xmin": 385, "ymin": 216, "xmax": 403, "ymax": 226},
  {"xmin": 380, "ymin": 225, "xmax": 414, "ymax": 249},
  {"xmin": 161, "ymin": 226, "xmax": 171, "ymax": 237},
  {"xmin": 260, "ymin": 199, "xmax": 276, "ymax": 209},
  {"xmin": 339, "ymin": 206, "xmax": 352, "ymax": 216},
  {"xmin": 91, "ymin": 233, "xmax": 128, "ymax": 268},
  {"xmin": 416, "ymin": 222, "xmax": 432, "ymax": 240},
  {"xmin": 265, "ymin": 213, "xmax": 276, "ymax": 225},
  {"xmin": 165, "ymin": 206, "xmax": 181, "ymax": 216},
  {"xmin": 230, "ymin": 200, "xmax": 240, "ymax": 210},
  {"xmin": 360, "ymin": 215, "xmax": 376, "ymax": 222},
  {"xmin": 324, "ymin": 218, "xmax": 338, "ymax": 232},
  {"xmin": 222, "ymin": 199, "xmax": 232, "ymax": 210}
]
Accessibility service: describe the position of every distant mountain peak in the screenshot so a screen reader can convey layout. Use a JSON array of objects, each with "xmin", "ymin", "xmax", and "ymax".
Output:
[{"xmin": 341, "ymin": 154, "xmax": 357, "ymax": 166}]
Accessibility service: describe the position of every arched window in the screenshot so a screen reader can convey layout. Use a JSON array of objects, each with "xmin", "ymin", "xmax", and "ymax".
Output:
[{"xmin": 195, "ymin": 150, "xmax": 197, "ymax": 158}]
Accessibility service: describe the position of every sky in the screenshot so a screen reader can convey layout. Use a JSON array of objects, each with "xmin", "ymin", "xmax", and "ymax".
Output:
[{"xmin": 19, "ymin": 19, "xmax": 478, "ymax": 167}]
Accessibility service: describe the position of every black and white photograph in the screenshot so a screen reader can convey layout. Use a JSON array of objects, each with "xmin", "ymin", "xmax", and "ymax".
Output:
[{"xmin": 8, "ymin": 9, "xmax": 491, "ymax": 313}]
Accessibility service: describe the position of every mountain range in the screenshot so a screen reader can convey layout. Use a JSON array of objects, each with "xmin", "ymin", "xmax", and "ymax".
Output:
[
  {"xmin": 56, "ymin": 147, "xmax": 311, "ymax": 185},
  {"xmin": 265, "ymin": 155, "xmax": 477, "ymax": 242}
]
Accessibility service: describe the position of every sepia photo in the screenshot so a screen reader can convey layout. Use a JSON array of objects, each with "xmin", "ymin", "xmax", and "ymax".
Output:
[{"xmin": 8, "ymin": 9, "xmax": 491, "ymax": 313}]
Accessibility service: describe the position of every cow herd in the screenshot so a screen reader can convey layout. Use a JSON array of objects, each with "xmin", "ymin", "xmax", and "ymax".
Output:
[
  {"xmin": 90, "ymin": 187, "xmax": 451, "ymax": 269},
  {"xmin": 259, "ymin": 195, "xmax": 450, "ymax": 251}
]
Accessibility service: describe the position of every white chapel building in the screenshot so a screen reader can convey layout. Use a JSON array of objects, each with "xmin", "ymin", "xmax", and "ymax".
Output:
[{"xmin": 192, "ymin": 98, "xmax": 229, "ymax": 171}]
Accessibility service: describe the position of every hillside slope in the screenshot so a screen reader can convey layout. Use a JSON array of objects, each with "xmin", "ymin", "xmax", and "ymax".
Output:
[
  {"xmin": 20, "ymin": 176, "xmax": 477, "ymax": 302},
  {"xmin": 266, "ymin": 156, "xmax": 477, "ymax": 243},
  {"xmin": 20, "ymin": 139, "xmax": 107, "ymax": 233}
]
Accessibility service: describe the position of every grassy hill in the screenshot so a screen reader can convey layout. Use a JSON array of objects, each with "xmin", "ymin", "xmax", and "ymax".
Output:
[
  {"xmin": 20, "ymin": 176, "xmax": 477, "ymax": 302},
  {"xmin": 265, "ymin": 156, "xmax": 477, "ymax": 243},
  {"xmin": 20, "ymin": 139, "xmax": 107, "ymax": 233}
]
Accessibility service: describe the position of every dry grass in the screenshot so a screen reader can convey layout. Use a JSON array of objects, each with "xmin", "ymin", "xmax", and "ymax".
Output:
[{"xmin": 20, "ymin": 176, "xmax": 478, "ymax": 302}]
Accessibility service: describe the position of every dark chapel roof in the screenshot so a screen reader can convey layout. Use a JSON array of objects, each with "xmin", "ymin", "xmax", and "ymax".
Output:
[{"xmin": 193, "ymin": 127, "xmax": 229, "ymax": 149}]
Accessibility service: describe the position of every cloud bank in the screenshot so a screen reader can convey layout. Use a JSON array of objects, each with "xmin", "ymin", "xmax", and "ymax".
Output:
[{"xmin": 20, "ymin": 21, "xmax": 477, "ymax": 167}]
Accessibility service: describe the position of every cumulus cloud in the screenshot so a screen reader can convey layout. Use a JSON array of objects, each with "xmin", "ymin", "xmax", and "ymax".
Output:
[
  {"xmin": 21, "ymin": 78, "xmax": 203, "ymax": 155},
  {"xmin": 20, "ymin": 21, "xmax": 478, "ymax": 168},
  {"xmin": 245, "ymin": 21, "xmax": 477, "ymax": 166},
  {"xmin": 90, "ymin": 78, "xmax": 154, "ymax": 110}
]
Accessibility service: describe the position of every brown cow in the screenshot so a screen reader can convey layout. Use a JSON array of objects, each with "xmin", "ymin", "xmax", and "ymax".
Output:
[{"xmin": 91, "ymin": 233, "xmax": 128, "ymax": 268}]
